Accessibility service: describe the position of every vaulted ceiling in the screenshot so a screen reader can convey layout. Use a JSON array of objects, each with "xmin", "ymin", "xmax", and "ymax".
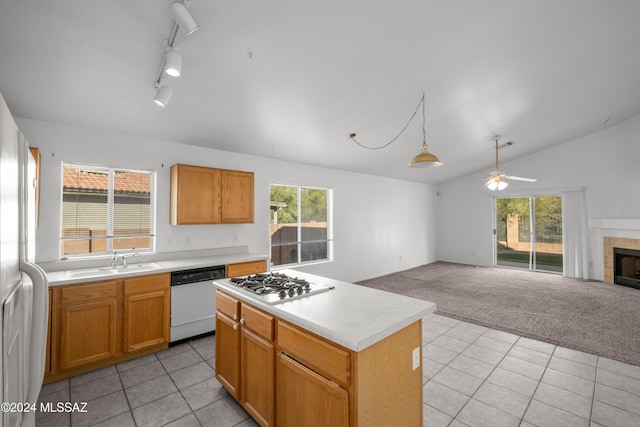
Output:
[{"xmin": 1, "ymin": 0, "xmax": 639, "ymax": 184}]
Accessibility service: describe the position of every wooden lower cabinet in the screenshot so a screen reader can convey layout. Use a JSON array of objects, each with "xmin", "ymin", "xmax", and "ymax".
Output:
[
  {"xmin": 241, "ymin": 329, "xmax": 274, "ymax": 426},
  {"xmin": 216, "ymin": 291, "xmax": 275, "ymax": 426},
  {"xmin": 123, "ymin": 274, "xmax": 170, "ymax": 353},
  {"xmin": 58, "ymin": 280, "xmax": 120, "ymax": 371},
  {"xmin": 215, "ymin": 312, "xmax": 241, "ymax": 399},
  {"xmin": 215, "ymin": 289, "xmax": 423, "ymax": 427},
  {"xmin": 276, "ymin": 352, "xmax": 349, "ymax": 427},
  {"xmin": 226, "ymin": 259, "xmax": 267, "ymax": 278},
  {"xmin": 46, "ymin": 273, "xmax": 170, "ymax": 382}
]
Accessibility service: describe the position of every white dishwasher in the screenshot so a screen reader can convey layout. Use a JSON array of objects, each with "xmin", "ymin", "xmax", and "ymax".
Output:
[{"xmin": 170, "ymin": 265, "xmax": 225, "ymax": 342}]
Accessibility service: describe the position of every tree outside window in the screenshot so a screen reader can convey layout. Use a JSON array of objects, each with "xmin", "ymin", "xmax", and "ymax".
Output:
[{"xmin": 270, "ymin": 185, "xmax": 332, "ymax": 266}]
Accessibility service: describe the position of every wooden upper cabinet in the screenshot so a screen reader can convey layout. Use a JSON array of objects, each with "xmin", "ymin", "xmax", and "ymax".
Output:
[
  {"xmin": 170, "ymin": 164, "xmax": 221, "ymax": 225},
  {"xmin": 221, "ymin": 169, "xmax": 254, "ymax": 223},
  {"xmin": 170, "ymin": 164, "xmax": 254, "ymax": 225}
]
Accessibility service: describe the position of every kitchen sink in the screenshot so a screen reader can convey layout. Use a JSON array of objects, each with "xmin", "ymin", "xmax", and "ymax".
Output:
[{"xmin": 66, "ymin": 262, "xmax": 162, "ymax": 278}]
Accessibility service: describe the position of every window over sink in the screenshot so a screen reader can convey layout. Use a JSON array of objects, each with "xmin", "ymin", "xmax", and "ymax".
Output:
[
  {"xmin": 270, "ymin": 184, "xmax": 333, "ymax": 267},
  {"xmin": 60, "ymin": 164, "xmax": 156, "ymax": 258}
]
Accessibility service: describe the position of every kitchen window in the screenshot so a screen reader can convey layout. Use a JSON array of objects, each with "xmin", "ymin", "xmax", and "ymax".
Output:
[
  {"xmin": 60, "ymin": 164, "xmax": 156, "ymax": 258},
  {"xmin": 270, "ymin": 184, "xmax": 333, "ymax": 267}
]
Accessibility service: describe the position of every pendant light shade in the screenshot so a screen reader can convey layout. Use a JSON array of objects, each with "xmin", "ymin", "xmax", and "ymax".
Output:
[
  {"xmin": 170, "ymin": 1, "xmax": 199, "ymax": 35},
  {"xmin": 164, "ymin": 49, "xmax": 182, "ymax": 77},
  {"xmin": 408, "ymin": 143, "xmax": 443, "ymax": 168},
  {"xmin": 153, "ymin": 86, "xmax": 173, "ymax": 107}
]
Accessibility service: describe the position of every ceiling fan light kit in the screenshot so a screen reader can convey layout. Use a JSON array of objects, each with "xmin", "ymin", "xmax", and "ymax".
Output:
[
  {"xmin": 152, "ymin": 0, "xmax": 199, "ymax": 107},
  {"xmin": 484, "ymin": 135, "xmax": 537, "ymax": 191},
  {"xmin": 349, "ymin": 92, "xmax": 443, "ymax": 168}
]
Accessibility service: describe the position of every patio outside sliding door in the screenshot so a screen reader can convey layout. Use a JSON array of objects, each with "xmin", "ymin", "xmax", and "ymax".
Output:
[{"xmin": 495, "ymin": 195, "xmax": 563, "ymax": 273}]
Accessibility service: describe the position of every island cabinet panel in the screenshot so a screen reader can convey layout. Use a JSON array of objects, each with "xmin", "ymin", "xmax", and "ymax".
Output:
[
  {"xmin": 353, "ymin": 320, "xmax": 423, "ymax": 427},
  {"xmin": 241, "ymin": 329, "xmax": 274, "ymax": 427},
  {"xmin": 170, "ymin": 164, "xmax": 254, "ymax": 225},
  {"xmin": 123, "ymin": 273, "xmax": 170, "ymax": 353},
  {"xmin": 214, "ymin": 288, "xmax": 425, "ymax": 427},
  {"xmin": 277, "ymin": 320, "xmax": 351, "ymax": 388},
  {"xmin": 215, "ymin": 311, "xmax": 241, "ymax": 399},
  {"xmin": 276, "ymin": 352, "xmax": 349, "ymax": 427},
  {"xmin": 58, "ymin": 280, "xmax": 120, "ymax": 371},
  {"xmin": 226, "ymin": 259, "xmax": 267, "ymax": 278}
]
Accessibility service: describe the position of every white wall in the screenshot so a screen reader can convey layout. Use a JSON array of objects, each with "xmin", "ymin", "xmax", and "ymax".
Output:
[
  {"xmin": 436, "ymin": 113, "xmax": 640, "ymax": 278},
  {"xmin": 16, "ymin": 118, "xmax": 438, "ymax": 283}
]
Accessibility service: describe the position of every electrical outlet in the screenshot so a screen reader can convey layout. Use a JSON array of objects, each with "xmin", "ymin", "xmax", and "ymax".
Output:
[{"xmin": 412, "ymin": 347, "xmax": 420, "ymax": 370}]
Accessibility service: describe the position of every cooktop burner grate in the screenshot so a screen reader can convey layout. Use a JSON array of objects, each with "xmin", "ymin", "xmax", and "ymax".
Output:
[{"xmin": 227, "ymin": 272, "xmax": 333, "ymax": 304}]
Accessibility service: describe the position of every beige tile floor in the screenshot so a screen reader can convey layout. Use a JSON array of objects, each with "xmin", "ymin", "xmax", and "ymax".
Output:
[{"xmin": 36, "ymin": 313, "xmax": 640, "ymax": 426}]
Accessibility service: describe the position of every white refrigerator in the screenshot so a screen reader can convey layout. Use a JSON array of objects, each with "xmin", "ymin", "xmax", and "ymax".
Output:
[{"xmin": 0, "ymin": 92, "xmax": 49, "ymax": 427}]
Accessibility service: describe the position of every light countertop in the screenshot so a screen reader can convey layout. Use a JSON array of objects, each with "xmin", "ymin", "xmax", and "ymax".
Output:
[
  {"xmin": 213, "ymin": 269, "xmax": 436, "ymax": 352},
  {"xmin": 45, "ymin": 248, "xmax": 267, "ymax": 286}
]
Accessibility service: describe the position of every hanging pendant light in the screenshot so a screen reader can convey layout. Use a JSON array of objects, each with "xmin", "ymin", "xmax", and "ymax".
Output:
[
  {"xmin": 408, "ymin": 93, "xmax": 442, "ymax": 168},
  {"xmin": 348, "ymin": 92, "xmax": 443, "ymax": 168}
]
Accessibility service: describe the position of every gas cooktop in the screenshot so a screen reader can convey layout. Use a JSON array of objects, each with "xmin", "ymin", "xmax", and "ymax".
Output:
[{"xmin": 224, "ymin": 272, "xmax": 334, "ymax": 304}]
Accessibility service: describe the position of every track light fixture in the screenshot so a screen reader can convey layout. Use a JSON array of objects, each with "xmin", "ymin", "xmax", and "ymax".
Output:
[
  {"xmin": 170, "ymin": 1, "xmax": 199, "ymax": 36},
  {"xmin": 164, "ymin": 49, "xmax": 182, "ymax": 77},
  {"xmin": 154, "ymin": 86, "xmax": 173, "ymax": 108},
  {"xmin": 152, "ymin": 0, "xmax": 198, "ymax": 107}
]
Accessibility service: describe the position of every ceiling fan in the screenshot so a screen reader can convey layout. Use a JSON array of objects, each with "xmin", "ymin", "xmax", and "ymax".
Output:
[{"xmin": 485, "ymin": 136, "xmax": 537, "ymax": 191}]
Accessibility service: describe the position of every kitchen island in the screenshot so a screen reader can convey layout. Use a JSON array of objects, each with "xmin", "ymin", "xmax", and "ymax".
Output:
[{"xmin": 213, "ymin": 269, "xmax": 436, "ymax": 427}]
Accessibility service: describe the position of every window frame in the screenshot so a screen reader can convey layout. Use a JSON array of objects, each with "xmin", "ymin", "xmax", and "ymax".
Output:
[
  {"xmin": 269, "ymin": 183, "xmax": 333, "ymax": 268},
  {"xmin": 59, "ymin": 163, "xmax": 157, "ymax": 259}
]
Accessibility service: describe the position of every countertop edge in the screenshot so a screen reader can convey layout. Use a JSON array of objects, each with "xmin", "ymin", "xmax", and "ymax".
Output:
[
  {"xmin": 46, "ymin": 253, "xmax": 268, "ymax": 286},
  {"xmin": 213, "ymin": 277, "xmax": 436, "ymax": 352}
]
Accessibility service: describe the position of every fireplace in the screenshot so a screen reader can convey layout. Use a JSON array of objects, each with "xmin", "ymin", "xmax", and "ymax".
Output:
[{"xmin": 614, "ymin": 247, "xmax": 640, "ymax": 289}]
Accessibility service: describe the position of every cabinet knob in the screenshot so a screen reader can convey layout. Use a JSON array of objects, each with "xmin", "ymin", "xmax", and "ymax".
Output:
[
  {"xmin": 233, "ymin": 323, "xmax": 238, "ymax": 330},
  {"xmin": 233, "ymin": 314, "xmax": 237, "ymax": 320},
  {"xmin": 240, "ymin": 318, "xmax": 245, "ymax": 325}
]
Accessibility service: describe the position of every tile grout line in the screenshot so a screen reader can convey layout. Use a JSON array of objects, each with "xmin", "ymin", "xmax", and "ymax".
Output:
[{"xmin": 448, "ymin": 328, "xmax": 520, "ymax": 424}]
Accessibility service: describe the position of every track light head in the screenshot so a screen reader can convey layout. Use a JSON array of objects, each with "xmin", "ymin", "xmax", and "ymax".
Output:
[
  {"xmin": 170, "ymin": 1, "xmax": 199, "ymax": 35},
  {"xmin": 164, "ymin": 49, "xmax": 182, "ymax": 77},
  {"xmin": 153, "ymin": 86, "xmax": 173, "ymax": 107}
]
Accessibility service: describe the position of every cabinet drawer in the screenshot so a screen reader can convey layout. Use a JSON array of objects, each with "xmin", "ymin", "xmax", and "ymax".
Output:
[
  {"xmin": 216, "ymin": 290, "xmax": 239, "ymax": 320},
  {"xmin": 59, "ymin": 280, "xmax": 119, "ymax": 305},
  {"xmin": 241, "ymin": 303, "xmax": 274, "ymax": 342},
  {"xmin": 277, "ymin": 321, "xmax": 351, "ymax": 388},
  {"xmin": 124, "ymin": 273, "xmax": 170, "ymax": 295},
  {"xmin": 226, "ymin": 260, "xmax": 267, "ymax": 278}
]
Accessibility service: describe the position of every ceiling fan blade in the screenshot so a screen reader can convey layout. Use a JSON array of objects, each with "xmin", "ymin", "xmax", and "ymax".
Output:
[{"xmin": 505, "ymin": 175, "xmax": 537, "ymax": 182}]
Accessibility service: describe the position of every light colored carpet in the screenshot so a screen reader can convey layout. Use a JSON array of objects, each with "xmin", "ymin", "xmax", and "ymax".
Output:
[{"xmin": 357, "ymin": 261, "xmax": 640, "ymax": 366}]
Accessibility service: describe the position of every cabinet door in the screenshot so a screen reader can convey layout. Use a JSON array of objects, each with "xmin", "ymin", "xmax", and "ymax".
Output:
[
  {"xmin": 241, "ymin": 328, "xmax": 274, "ymax": 427},
  {"xmin": 123, "ymin": 274, "xmax": 170, "ymax": 353},
  {"xmin": 215, "ymin": 312, "xmax": 241, "ymax": 399},
  {"xmin": 220, "ymin": 169, "xmax": 254, "ymax": 223},
  {"xmin": 276, "ymin": 353, "xmax": 349, "ymax": 427},
  {"xmin": 59, "ymin": 298, "xmax": 118, "ymax": 370},
  {"xmin": 226, "ymin": 260, "xmax": 267, "ymax": 278},
  {"xmin": 170, "ymin": 164, "xmax": 221, "ymax": 224}
]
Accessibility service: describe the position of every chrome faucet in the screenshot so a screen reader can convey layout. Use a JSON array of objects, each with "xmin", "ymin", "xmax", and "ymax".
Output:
[{"xmin": 111, "ymin": 251, "xmax": 127, "ymax": 269}]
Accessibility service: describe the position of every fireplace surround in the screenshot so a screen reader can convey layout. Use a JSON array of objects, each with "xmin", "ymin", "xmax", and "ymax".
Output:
[
  {"xmin": 603, "ymin": 236, "xmax": 640, "ymax": 285},
  {"xmin": 614, "ymin": 247, "xmax": 640, "ymax": 289}
]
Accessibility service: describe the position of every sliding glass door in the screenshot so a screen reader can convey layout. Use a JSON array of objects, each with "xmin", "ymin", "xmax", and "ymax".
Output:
[{"xmin": 495, "ymin": 196, "xmax": 563, "ymax": 273}]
